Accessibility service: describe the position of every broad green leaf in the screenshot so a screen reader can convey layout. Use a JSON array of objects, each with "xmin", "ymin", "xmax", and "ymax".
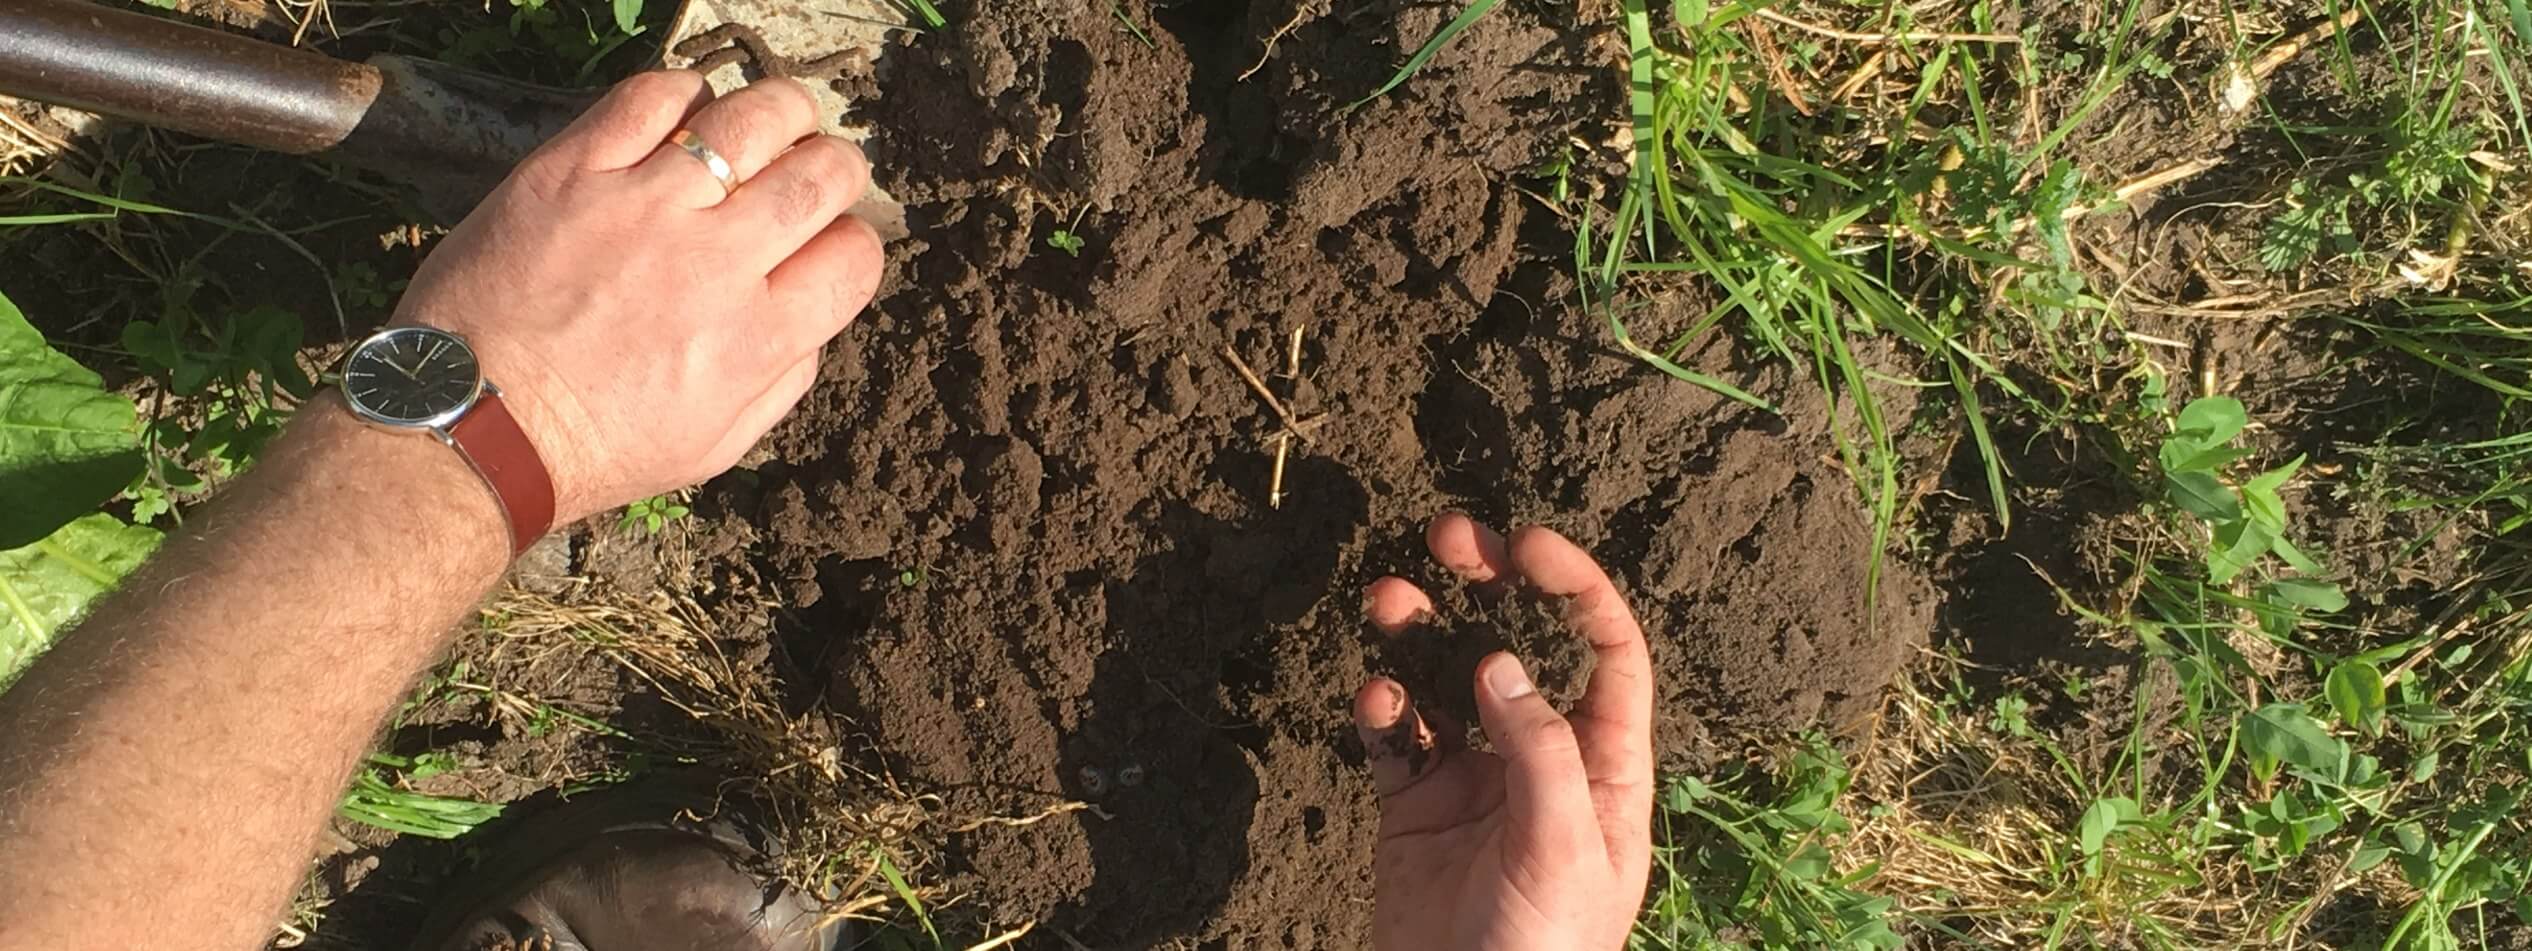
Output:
[
  {"xmin": 0, "ymin": 514, "xmax": 160, "ymax": 682},
  {"xmin": 2242, "ymin": 703, "xmax": 2346, "ymax": 775},
  {"xmin": 2242, "ymin": 456, "xmax": 2304, "ymax": 528},
  {"xmin": 2209, "ymin": 518, "xmax": 2275, "ymax": 583},
  {"xmin": 2326, "ymin": 661, "xmax": 2388, "ymax": 735},
  {"xmin": 0, "ymin": 290, "xmax": 145, "ymax": 548},
  {"xmin": 2167, "ymin": 471, "xmax": 2240, "ymax": 521},
  {"xmin": 2077, "ymin": 797, "xmax": 2137, "ymax": 855},
  {"xmin": 2271, "ymin": 535, "xmax": 2325, "ymax": 574},
  {"xmin": 2244, "ymin": 455, "xmax": 2304, "ymax": 495},
  {"xmin": 1783, "ymin": 841, "xmax": 1832, "ymax": 880},
  {"xmin": 611, "ymin": 0, "xmax": 642, "ymax": 35},
  {"xmin": 2350, "ymin": 841, "xmax": 2393, "ymax": 873},
  {"xmin": 2269, "ymin": 578, "xmax": 2347, "ymax": 612},
  {"xmin": 2161, "ymin": 441, "xmax": 2252, "ymax": 474},
  {"xmin": 1673, "ymin": 0, "xmax": 1708, "ymax": 26},
  {"xmin": 2177, "ymin": 396, "xmax": 2248, "ymax": 444},
  {"xmin": 2409, "ymin": 750, "xmax": 2440, "ymax": 783}
]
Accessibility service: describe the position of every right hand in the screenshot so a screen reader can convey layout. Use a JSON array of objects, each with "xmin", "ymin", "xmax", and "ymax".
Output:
[
  {"xmin": 1354, "ymin": 513, "xmax": 1656, "ymax": 949},
  {"xmin": 392, "ymin": 71, "xmax": 885, "ymax": 524}
]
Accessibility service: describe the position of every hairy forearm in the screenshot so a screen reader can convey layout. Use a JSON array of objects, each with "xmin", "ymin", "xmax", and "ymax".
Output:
[{"xmin": 0, "ymin": 406, "xmax": 509, "ymax": 948}]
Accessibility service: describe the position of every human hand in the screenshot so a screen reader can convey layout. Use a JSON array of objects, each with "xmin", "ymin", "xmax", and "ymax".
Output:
[
  {"xmin": 1354, "ymin": 513, "xmax": 1655, "ymax": 950},
  {"xmin": 392, "ymin": 71, "xmax": 884, "ymax": 523}
]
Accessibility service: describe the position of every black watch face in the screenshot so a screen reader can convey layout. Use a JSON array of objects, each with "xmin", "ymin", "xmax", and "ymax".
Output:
[{"xmin": 342, "ymin": 327, "xmax": 482, "ymax": 427}]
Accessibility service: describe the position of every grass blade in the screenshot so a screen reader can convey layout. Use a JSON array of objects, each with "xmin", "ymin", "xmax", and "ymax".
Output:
[
  {"xmin": 1347, "ymin": 0, "xmax": 1504, "ymax": 109},
  {"xmin": 898, "ymin": 0, "xmax": 947, "ymax": 30}
]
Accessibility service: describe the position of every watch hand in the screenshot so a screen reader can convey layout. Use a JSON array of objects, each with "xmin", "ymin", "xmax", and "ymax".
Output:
[{"xmin": 391, "ymin": 359, "xmax": 422, "ymax": 380}]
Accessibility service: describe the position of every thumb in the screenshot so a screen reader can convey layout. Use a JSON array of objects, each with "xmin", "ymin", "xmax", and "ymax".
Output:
[{"xmin": 1474, "ymin": 652, "xmax": 1601, "ymax": 862}]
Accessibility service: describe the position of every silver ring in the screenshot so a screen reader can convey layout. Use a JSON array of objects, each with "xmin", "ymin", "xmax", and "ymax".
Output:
[{"xmin": 668, "ymin": 128, "xmax": 736, "ymax": 195}]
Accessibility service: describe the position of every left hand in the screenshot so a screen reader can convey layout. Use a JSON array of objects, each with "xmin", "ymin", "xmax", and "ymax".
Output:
[{"xmin": 1353, "ymin": 513, "xmax": 1657, "ymax": 950}]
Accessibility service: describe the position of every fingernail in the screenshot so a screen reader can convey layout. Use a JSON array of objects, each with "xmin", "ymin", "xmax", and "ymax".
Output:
[{"xmin": 1485, "ymin": 658, "xmax": 1535, "ymax": 700}]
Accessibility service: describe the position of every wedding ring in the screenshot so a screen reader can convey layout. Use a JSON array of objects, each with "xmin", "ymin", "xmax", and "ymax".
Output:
[{"xmin": 668, "ymin": 128, "xmax": 737, "ymax": 195}]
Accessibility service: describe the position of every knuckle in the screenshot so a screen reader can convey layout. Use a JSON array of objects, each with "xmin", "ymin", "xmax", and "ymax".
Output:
[
  {"xmin": 765, "ymin": 76, "xmax": 819, "ymax": 118},
  {"xmin": 1520, "ymin": 716, "xmax": 1580, "ymax": 754},
  {"xmin": 618, "ymin": 69, "xmax": 703, "ymax": 109},
  {"xmin": 769, "ymin": 175, "xmax": 828, "ymax": 229}
]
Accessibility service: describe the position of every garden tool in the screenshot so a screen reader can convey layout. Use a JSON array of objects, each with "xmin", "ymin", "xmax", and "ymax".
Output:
[{"xmin": 0, "ymin": 0, "xmax": 906, "ymax": 232}]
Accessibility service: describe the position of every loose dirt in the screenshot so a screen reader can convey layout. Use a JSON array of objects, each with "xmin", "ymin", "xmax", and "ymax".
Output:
[{"xmin": 707, "ymin": 2, "xmax": 1936, "ymax": 944}]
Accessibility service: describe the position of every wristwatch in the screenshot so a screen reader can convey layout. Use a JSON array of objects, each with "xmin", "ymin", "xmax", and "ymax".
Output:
[{"xmin": 338, "ymin": 325, "xmax": 556, "ymax": 554}]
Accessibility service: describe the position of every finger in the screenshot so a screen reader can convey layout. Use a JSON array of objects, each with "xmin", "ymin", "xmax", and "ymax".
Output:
[
  {"xmin": 1506, "ymin": 525, "xmax": 1655, "ymax": 861},
  {"xmin": 721, "ymin": 135, "xmax": 874, "ymax": 270},
  {"xmin": 537, "ymin": 70, "xmax": 713, "ymax": 171},
  {"xmin": 1363, "ymin": 577, "xmax": 1435, "ymax": 636},
  {"xmin": 1352, "ymin": 678, "xmax": 1444, "ymax": 797},
  {"xmin": 637, "ymin": 77, "xmax": 820, "ymax": 206},
  {"xmin": 1472, "ymin": 652, "xmax": 1602, "ymax": 864},
  {"xmin": 702, "ymin": 351, "xmax": 820, "ymax": 472},
  {"xmin": 764, "ymin": 214, "xmax": 885, "ymax": 350},
  {"xmin": 1426, "ymin": 512, "xmax": 1515, "ymax": 589}
]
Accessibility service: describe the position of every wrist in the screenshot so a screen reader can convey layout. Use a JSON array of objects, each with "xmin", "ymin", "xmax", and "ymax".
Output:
[
  {"xmin": 275, "ymin": 403, "xmax": 513, "ymax": 573},
  {"xmin": 385, "ymin": 309, "xmax": 599, "ymax": 525}
]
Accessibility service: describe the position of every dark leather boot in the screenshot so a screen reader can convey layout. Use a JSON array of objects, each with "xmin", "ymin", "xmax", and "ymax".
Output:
[{"xmin": 412, "ymin": 783, "xmax": 851, "ymax": 951}]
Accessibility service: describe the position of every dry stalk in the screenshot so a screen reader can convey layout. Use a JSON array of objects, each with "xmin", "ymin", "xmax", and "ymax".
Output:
[
  {"xmin": 1752, "ymin": 7, "xmax": 2022, "ymax": 45},
  {"xmin": 1269, "ymin": 325, "xmax": 1304, "ymax": 509}
]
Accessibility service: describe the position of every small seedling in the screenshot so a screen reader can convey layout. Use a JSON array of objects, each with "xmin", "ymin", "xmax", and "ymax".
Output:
[
  {"xmin": 1044, "ymin": 205, "xmax": 1091, "ymax": 258},
  {"xmin": 620, "ymin": 493, "xmax": 690, "ymax": 535},
  {"xmin": 2156, "ymin": 396, "xmax": 2344, "ymax": 614}
]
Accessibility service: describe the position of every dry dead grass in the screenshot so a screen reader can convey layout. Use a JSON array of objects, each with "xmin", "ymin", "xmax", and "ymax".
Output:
[{"xmin": 472, "ymin": 581, "xmax": 956, "ymax": 932}]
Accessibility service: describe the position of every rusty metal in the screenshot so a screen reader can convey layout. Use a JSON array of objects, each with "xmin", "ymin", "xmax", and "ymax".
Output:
[
  {"xmin": 0, "ymin": 0, "xmax": 598, "ymax": 215},
  {"xmin": 335, "ymin": 55, "xmax": 597, "ymax": 210},
  {"xmin": 0, "ymin": 0, "xmax": 377, "ymax": 154}
]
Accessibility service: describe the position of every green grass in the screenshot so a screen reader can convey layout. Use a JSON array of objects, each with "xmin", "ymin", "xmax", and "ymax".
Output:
[
  {"xmin": 338, "ymin": 753, "xmax": 504, "ymax": 839},
  {"xmin": 1605, "ymin": 0, "xmax": 2532, "ymax": 948},
  {"xmin": 1349, "ymin": 0, "xmax": 1507, "ymax": 109},
  {"xmin": 11, "ymin": 0, "xmax": 2532, "ymax": 946}
]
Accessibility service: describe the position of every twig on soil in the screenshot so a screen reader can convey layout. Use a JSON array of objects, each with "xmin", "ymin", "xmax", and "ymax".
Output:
[
  {"xmin": 0, "ymin": 105, "xmax": 74, "ymax": 159},
  {"xmin": 1743, "ymin": 16, "xmax": 1816, "ymax": 116},
  {"xmin": 1847, "ymin": 156, "xmax": 2225, "ymax": 241},
  {"xmin": 948, "ymin": 800, "xmax": 1098, "ymax": 833},
  {"xmin": 1829, "ymin": 48, "xmax": 1889, "ymax": 103},
  {"xmin": 1238, "ymin": 3, "xmax": 1317, "ymax": 82},
  {"xmin": 1220, "ymin": 344, "xmax": 1316, "ymax": 447},
  {"xmin": 1750, "ymin": 8, "xmax": 2022, "ymax": 45},
  {"xmin": 1269, "ymin": 326, "xmax": 1305, "ymax": 509},
  {"xmin": 2091, "ymin": 157, "xmax": 2226, "ymax": 214},
  {"xmin": 2223, "ymin": 7, "xmax": 2367, "ymax": 112},
  {"xmin": 965, "ymin": 923, "xmax": 1036, "ymax": 951}
]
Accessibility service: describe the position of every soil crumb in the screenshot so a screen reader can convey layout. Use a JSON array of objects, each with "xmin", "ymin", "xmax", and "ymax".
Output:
[{"xmin": 702, "ymin": 1, "xmax": 1942, "ymax": 945}]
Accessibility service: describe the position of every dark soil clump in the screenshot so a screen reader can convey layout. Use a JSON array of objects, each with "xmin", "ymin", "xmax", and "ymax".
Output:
[{"xmin": 715, "ymin": 2, "xmax": 1939, "ymax": 944}]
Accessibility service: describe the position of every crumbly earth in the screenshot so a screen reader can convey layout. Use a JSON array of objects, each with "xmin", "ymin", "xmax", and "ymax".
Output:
[{"xmin": 704, "ymin": 1, "xmax": 1938, "ymax": 944}]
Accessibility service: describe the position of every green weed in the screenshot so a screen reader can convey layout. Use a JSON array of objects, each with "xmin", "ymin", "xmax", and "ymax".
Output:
[
  {"xmin": 338, "ymin": 753, "xmax": 504, "ymax": 840},
  {"xmin": 621, "ymin": 492, "xmax": 692, "ymax": 535},
  {"xmin": 1636, "ymin": 739, "xmax": 1904, "ymax": 950}
]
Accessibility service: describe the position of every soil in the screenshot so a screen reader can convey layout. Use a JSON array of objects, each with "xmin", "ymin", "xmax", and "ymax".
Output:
[
  {"xmin": 696, "ymin": 1, "xmax": 1936, "ymax": 944},
  {"xmin": 13, "ymin": 1, "xmax": 2476, "ymax": 948}
]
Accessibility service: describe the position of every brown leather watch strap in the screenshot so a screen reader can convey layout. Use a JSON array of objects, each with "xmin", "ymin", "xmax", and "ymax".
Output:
[{"xmin": 446, "ymin": 390, "xmax": 557, "ymax": 555}]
